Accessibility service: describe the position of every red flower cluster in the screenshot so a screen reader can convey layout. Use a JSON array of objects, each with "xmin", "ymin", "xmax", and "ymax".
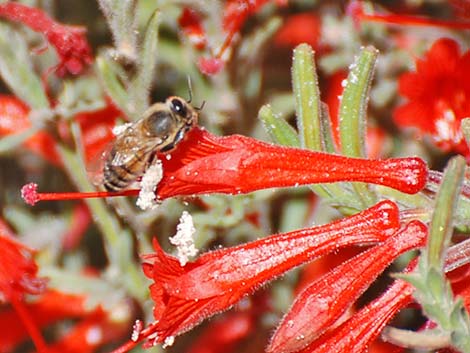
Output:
[
  {"xmin": 0, "ymin": 2, "xmax": 93, "ymax": 76},
  {"xmin": 394, "ymin": 38, "xmax": 470, "ymax": 157},
  {"xmin": 136, "ymin": 200, "xmax": 403, "ymax": 348}
]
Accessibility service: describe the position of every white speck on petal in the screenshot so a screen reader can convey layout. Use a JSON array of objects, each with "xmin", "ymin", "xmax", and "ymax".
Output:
[
  {"xmin": 169, "ymin": 211, "xmax": 198, "ymax": 266},
  {"xmin": 136, "ymin": 159, "xmax": 163, "ymax": 210},
  {"xmin": 86, "ymin": 326, "xmax": 102, "ymax": 345}
]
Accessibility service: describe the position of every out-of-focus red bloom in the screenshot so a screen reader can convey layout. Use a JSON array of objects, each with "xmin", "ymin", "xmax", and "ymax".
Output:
[
  {"xmin": 198, "ymin": 57, "xmax": 225, "ymax": 76},
  {"xmin": 185, "ymin": 292, "xmax": 269, "ymax": 353},
  {"xmin": 450, "ymin": 0, "xmax": 470, "ymax": 19},
  {"xmin": 274, "ymin": 13, "xmax": 321, "ymax": 49},
  {"xmin": 22, "ymin": 127, "xmax": 428, "ymax": 205},
  {"xmin": 74, "ymin": 101, "xmax": 122, "ymax": 166},
  {"xmin": 0, "ymin": 95, "xmax": 61, "ymax": 166},
  {"xmin": 186, "ymin": 311, "xmax": 254, "ymax": 353},
  {"xmin": 0, "ymin": 290, "xmax": 87, "ymax": 351},
  {"xmin": 179, "ymin": 8, "xmax": 207, "ymax": 50},
  {"xmin": 135, "ymin": 200, "xmax": 399, "ymax": 347},
  {"xmin": 62, "ymin": 202, "xmax": 91, "ymax": 250},
  {"xmin": 0, "ymin": 232, "xmax": 47, "ymax": 352},
  {"xmin": 349, "ymin": 1, "xmax": 470, "ymax": 30},
  {"xmin": 223, "ymin": 0, "xmax": 269, "ymax": 34},
  {"xmin": 0, "ymin": 289, "xmax": 131, "ymax": 353},
  {"xmin": 268, "ymin": 220, "xmax": 427, "ymax": 353},
  {"xmin": 0, "ymin": 2, "xmax": 93, "ymax": 76},
  {"xmin": 0, "ymin": 234, "xmax": 45, "ymax": 302},
  {"xmin": 194, "ymin": 0, "xmax": 287, "ymax": 75},
  {"xmin": 394, "ymin": 38, "xmax": 470, "ymax": 157}
]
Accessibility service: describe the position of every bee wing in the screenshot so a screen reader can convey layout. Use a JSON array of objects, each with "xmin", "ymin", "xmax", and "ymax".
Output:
[
  {"xmin": 85, "ymin": 124, "xmax": 140, "ymax": 186},
  {"xmin": 108, "ymin": 124, "xmax": 162, "ymax": 167},
  {"xmin": 86, "ymin": 141, "xmax": 113, "ymax": 186}
]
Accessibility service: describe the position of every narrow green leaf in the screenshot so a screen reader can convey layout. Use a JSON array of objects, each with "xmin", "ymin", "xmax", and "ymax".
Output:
[
  {"xmin": 461, "ymin": 118, "xmax": 470, "ymax": 149},
  {"xmin": 338, "ymin": 46, "xmax": 378, "ymax": 157},
  {"xmin": 96, "ymin": 56, "xmax": 131, "ymax": 117},
  {"xmin": 0, "ymin": 23, "xmax": 49, "ymax": 109},
  {"xmin": 426, "ymin": 156, "xmax": 465, "ymax": 269},
  {"xmin": 319, "ymin": 102, "xmax": 338, "ymax": 154},
  {"xmin": 129, "ymin": 10, "xmax": 161, "ymax": 116},
  {"xmin": 338, "ymin": 46, "xmax": 379, "ymax": 207},
  {"xmin": 98, "ymin": 0, "xmax": 138, "ymax": 62},
  {"xmin": 258, "ymin": 104, "xmax": 300, "ymax": 147},
  {"xmin": 292, "ymin": 44, "xmax": 322, "ymax": 151},
  {"xmin": 0, "ymin": 126, "xmax": 40, "ymax": 154}
]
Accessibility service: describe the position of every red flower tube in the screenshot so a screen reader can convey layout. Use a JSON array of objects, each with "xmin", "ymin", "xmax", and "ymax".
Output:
[
  {"xmin": 268, "ymin": 220, "xmax": 427, "ymax": 353},
  {"xmin": 135, "ymin": 200, "xmax": 399, "ymax": 348},
  {"xmin": 301, "ymin": 277, "xmax": 415, "ymax": 353},
  {"xmin": 22, "ymin": 127, "xmax": 428, "ymax": 205},
  {"xmin": 156, "ymin": 127, "xmax": 427, "ymax": 198}
]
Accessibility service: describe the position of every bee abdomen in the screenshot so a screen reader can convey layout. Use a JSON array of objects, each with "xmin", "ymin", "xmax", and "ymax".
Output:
[{"xmin": 103, "ymin": 164, "xmax": 140, "ymax": 191}]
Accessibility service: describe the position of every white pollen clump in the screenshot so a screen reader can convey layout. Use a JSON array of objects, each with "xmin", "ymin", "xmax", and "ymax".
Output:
[
  {"xmin": 136, "ymin": 159, "xmax": 163, "ymax": 210},
  {"xmin": 131, "ymin": 319, "xmax": 143, "ymax": 342},
  {"xmin": 112, "ymin": 122, "xmax": 133, "ymax": 136},
  {"xmin": 169, "ymin": 211, "xmax": 198, "ymax": 266},
  {"xmin": 162, "ymin": 335, "xmax": 175, "ymax": 348}
]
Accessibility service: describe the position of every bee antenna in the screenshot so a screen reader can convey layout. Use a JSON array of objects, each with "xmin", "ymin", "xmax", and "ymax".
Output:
[
  {"xmin": 195, "ymin": 100, "xmax": 206, "ymax": 111},
  {"xmin": 186, "ymin": 75, "xmax": 193, "ymax": 103}
]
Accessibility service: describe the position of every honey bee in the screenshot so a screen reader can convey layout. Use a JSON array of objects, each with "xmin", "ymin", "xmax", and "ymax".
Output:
[{"xmin": 102, "ymin": 96, "xmax": 198, "ymax": 191}]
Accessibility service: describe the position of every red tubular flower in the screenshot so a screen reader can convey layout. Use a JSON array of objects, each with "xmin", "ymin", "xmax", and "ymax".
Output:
[
  {"xmin": 74, "ymin": 101, "xmax": 122, "ymax": 166},
  {"xmin": 0, "ymin": 2, "xmax": 93, "ymax": 76},
  {"xmin": 62, "ymin": 202, "xmax": 92, "ymax": 250},
  {"xmin": 22, "ymin": 127, "xmax": 428, "ymax": 205},
  {"xmin": 156, "ymin": 127, "xmax": 427, "ymax": 198},
  {"xmin": 0, "ymin": 233, "xmax": 47, "ymax": 352},
  {"xmin": 268, "ymin": 220, "xmax": 427, "ymax": 353},
  {"xmin": 299, "ymin": 271, "xmax": 416, "ymax": 353},
  {"xmin": 135, "ymin": 200, "xmax": 399, "ymax": 347},
  {"xmin": 0, "ymin": 95, "xmax": 61, "ymax": 166},
  {"xmin": 0, "ymin": 234, "xmax": 45, "ymax": 302},
  {"xmin": 394, "ymin": 38, "xmax": 470, "ymax": 157},
  {"xmin": 0, "ymin": 290, "xmax": 130, "ymax": 353}
]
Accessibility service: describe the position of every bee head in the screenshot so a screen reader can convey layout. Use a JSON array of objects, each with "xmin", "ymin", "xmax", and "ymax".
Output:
[{"xmin": 167, "ymin": 96, "xmax": 198, "ymax": 128}]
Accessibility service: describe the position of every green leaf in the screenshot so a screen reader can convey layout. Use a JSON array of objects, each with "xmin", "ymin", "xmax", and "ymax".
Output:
[
  {"xmin": 338, "ymin": 46, "xmax": 378, "ymax": 158},
  {"xmin": 461, "ymin": 118, "xmax": 470, "ymax": 149},
  {"xmin": 0, "ymin": 23, "xmax": 49, "ymax": 109},
  {"xmin": 426, "ymin": 156, "xmax": 465, "ymax": 269},
  {"xmin": 338, "ymin": 46, "xmax": 378, "ymax": 207},
  {"xmin": 96, "ymin": 56, "xmax": 131, "ymax": 117},
  {"xmin": 292, "ymin": 43, "xmax": 322, "ymax": 151},
  {"xmin": 258, "ymin": 104, "xmax": 300, "ymax": 147},
  {"xmin": 129, "ymin": 10, "xmax": 161, "ymax": 116},
  {"xmin": 319, "ymin": 102, "xmax": 338, "ymax": 154},
  {"xmin": 99, "ymin": 0, "xmax": 138, "ymax": 62}
]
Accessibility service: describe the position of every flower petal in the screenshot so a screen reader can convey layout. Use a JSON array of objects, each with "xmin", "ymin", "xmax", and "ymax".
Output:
[{"xmin": 268, "ymin": 220, "xmax": 427, "ymax": 353}]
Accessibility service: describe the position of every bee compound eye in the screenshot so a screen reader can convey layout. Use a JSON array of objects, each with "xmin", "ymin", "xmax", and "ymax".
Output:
[
  {"xmin": 147, "ymin": 110, "xmax": 174, "ymax": 137},
  {"xmin": 170, "ymin": 98, "xmax": 187, "ymax": 116}
]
